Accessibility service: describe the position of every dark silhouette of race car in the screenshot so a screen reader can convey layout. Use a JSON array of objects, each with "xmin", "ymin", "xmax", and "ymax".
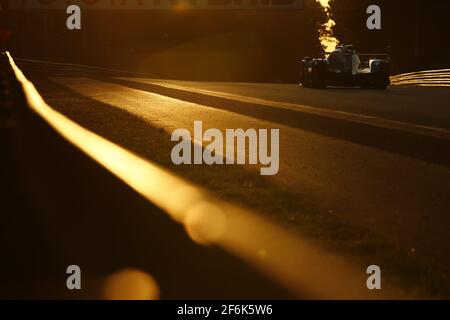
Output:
[{"xmin": 301, "ymin": 45, "xmax": 390, "ymax": 89}]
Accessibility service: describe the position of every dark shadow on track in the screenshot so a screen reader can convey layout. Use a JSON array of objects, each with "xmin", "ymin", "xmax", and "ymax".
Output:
[
  {"xmin": 0, "ymin": 75, "xmax": 291, "ymax": 299},
  {"xmin": 103, "ymin": 77, "xmax": 450, "ymax": 168}
]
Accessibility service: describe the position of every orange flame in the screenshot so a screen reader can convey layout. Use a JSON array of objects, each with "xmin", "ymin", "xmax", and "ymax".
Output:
[{"xmin": 316, "ymin": 0, "xmax": 339, "ymax": 52}]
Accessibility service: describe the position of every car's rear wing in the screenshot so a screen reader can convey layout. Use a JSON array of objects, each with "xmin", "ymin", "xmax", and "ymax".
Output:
[{"xmin": 323, "ymin": 52, "xmax": 390, "ymax": 62}]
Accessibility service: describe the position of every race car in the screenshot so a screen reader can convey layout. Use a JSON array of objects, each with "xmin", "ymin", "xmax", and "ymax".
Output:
[{"xmin": 300, "ymin": 44, "xmax": 390, "ymax": 89}]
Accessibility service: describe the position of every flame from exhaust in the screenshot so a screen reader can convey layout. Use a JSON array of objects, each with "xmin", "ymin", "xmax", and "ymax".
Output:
[{"xmin": 316, "ymin": 0, "xmax": 339, "ymax": 52}]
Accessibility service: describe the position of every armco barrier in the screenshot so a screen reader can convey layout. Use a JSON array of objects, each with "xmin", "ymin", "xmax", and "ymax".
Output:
[
  {"xmin": 0, "ymin": 52, "xmax": 289, "ymax": 299},
  {"xmin": 391, "ymin": 69, "xmax": 450, "ymax": 87},
  {"xmin": 0, "ymin": 52, "xmax": 400, "ymax": 299}
]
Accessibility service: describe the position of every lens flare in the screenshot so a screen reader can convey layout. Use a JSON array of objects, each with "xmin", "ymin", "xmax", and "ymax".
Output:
[
  {"xmin": 102, "ymin": 269, "xmax": 160, "ymax": 300},
  {"xmin": 316, "ymin": 0, "xmax": 340, "ymax": 52}
]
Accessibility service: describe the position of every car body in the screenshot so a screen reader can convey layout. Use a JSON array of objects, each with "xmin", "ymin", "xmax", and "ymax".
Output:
[{"xmin": 301, "ymin": 45, "xmax": 390, "ymax": 89}]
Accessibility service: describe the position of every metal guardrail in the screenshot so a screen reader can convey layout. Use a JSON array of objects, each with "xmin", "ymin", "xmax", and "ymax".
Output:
[
  {"xmin": 1, "ymin": 51, "xmax": 404, "ymax": 299},
  {"xmin": 1, "ymin": 51, "xmax": 289, "ymax": 299},
  {"xmin": 390, "ymin": 69, "xmax": 450, "ymax": 87},
  {"xmin": 14, "ymin": 57, "xmax": 156, "ymax": 78}
]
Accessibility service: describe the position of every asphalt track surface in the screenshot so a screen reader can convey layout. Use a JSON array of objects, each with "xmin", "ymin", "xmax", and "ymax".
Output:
[
  {"xmin": 5, "ymin": 60, "xmax": 450, "ymax": 298},
  {"xmin": 47, "ymin": 77, "xmax": 450, "ymax": 255}
]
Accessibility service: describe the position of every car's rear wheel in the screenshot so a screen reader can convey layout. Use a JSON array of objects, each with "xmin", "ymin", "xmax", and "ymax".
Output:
[
  {"xmin": 311, "ymin": 64, "xmax": 326, "ymax": 89},
  {"xmin": 300, "ymin": 62, "xmax": 312, "ymax": 88},
  {"xmin": 301, "ymin": 74, "xmax": 311, "ymax": 88}
]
